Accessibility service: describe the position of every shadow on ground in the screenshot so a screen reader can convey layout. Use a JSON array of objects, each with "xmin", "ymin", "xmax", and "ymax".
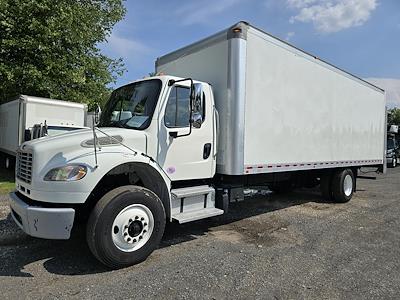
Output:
[{"xmin": 0, "ymin": 188, "xmax": 328, "ymax": 277}]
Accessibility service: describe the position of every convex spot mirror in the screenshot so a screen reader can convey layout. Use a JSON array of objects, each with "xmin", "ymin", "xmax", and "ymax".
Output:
[{"xmin": 94, "ymin": 104, "xmax": 101, "ymax": 125}]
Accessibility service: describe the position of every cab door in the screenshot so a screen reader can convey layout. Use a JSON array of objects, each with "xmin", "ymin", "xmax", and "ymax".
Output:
[{"xmin": 157, "ymin": 82, "xmax": 215, "ymax": 181}]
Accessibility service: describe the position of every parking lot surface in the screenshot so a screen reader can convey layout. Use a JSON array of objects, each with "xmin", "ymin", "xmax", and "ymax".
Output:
[{"xmin": 1, "ymin": 168, "xmax": 399, "ymax": 299}]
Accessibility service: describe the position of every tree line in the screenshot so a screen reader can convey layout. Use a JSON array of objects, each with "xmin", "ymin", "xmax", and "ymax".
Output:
[
  {"xmin": 388, "ymin": 108, "xmax": 400, "ymax": 126},
  {"xmin": 0, "ymin": 0, "xmax": 126, "ymax": 109}
]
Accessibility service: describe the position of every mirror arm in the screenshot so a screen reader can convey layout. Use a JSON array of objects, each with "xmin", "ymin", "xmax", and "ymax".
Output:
[{"xmin": 168, "ymin": 78, "xmax": 194, "ymax": 138}]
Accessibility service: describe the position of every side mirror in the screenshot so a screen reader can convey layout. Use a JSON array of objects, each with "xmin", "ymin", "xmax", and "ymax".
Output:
[
  {"xmin": 191, "ymin": 83, "xmax": 203, "ymax": 104},
  {"xmin": 191, "ymin": 83, "xmax": 203, "ymax": 129},
  {"xmin": 190, "ymin": 83, "xmax": 196, "ymax": 101},
  {"xmin": 166, "ymin": 78, "xmax": 203, "ymax": 138},
  {"xmin": 94, "ymin": 104, "xmax": 101, "ymax": 125},
  {"xmin": 191, "ymin": 112, "xmax": 203, "ymax": 129}
]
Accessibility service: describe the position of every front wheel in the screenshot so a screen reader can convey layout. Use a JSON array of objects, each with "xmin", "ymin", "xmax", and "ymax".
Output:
[
  {"xmin": 392, "ymin": 157, "xmax": 397, "ymax": 168},
  {"xmin": 86, "ymin": 185, "xmax": 166, "ymax": 269}
]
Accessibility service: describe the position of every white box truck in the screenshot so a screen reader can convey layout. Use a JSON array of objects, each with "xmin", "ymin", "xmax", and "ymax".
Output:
[
  {"xmin": 9, "ymin": 22, "xmax": 386, "ymax": 268},
  {"xmin": 0, "ymin": 95, "xmax": 87, "ymax": 167}
]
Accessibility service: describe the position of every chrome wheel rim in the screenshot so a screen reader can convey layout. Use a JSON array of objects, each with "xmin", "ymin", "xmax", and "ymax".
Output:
[
  {"xmin": 343, "ymin": 174, "xmax": 353, "ymax": 197},
  {"xmin": 112, "ymin": 204, "xmax": 154, "ymax": 252}
]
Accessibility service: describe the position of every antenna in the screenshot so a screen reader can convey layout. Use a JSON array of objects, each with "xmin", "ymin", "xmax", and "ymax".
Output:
[{"xmin": 92, "ymin": 116, "xmax": 99, "ymax": 168}]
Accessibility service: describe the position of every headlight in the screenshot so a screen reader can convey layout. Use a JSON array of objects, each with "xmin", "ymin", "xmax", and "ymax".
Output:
[{"xmin": 44, "ymin": 165, "xmax": 87, "ymax": 181}]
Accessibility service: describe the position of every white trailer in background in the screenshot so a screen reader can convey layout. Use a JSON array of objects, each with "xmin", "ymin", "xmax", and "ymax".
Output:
[
  {"xmin": 0, "ymin": 95, "xmax": 87, "ymax": 167},
  {"xmin": 9, "ymin": 22, "xmax": 386, "ymax": 269}
]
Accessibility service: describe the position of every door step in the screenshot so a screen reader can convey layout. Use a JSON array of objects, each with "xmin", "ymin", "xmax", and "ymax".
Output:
[
  {"xmin": 171, "ymin": 185, "xmax": 224, "ymax": 224},
  {"xmin": 172, "ymin": 185, "xmax": 215, "ymax": 198},
  {"xmin": 173, "ymin": 207, "xmax": 223, "ymax": 224}
]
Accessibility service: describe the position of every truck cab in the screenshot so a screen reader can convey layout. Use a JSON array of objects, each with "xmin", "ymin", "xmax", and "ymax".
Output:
[
  {"xmin": 9, "ymin": 76, "xmax": 221, "ymax": 268},
  {"xmin": 386, "ymin": 134, "xmax": 399, "ymax": 168}
]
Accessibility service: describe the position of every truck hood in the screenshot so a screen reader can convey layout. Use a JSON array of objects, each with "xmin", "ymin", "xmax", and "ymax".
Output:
[{"xmin": 21, "ymin": 127, "xmax": 147, "ymax": 172}]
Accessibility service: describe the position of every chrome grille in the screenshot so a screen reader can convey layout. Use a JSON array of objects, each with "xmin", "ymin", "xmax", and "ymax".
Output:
[{"xmin": 17, "ymin": 151, "xmax": 33, "ymax": 184}]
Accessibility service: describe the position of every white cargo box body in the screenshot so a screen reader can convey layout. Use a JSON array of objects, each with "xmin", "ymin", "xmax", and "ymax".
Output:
[
  {"xmin": 156, "ymin": 22, "xmax": 386, "ymax": 176},
  {"xmin": 0, "ymin": 95, "xmax": 87, "ymax": 155}
]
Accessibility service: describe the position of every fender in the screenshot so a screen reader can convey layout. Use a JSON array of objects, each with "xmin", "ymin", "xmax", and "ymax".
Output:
[{"xmin": 84, "ymin": 149, "xmax": 172, "ymax": 220}]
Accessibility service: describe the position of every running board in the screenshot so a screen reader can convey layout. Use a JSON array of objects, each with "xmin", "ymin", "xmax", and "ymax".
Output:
[
  {"xmin": 171, "ymin": 185, "xmax": 224, "ymax": 224},
  {"xmin": 173, "ymin": 207, "xmax": 223, "ymax": 224}
]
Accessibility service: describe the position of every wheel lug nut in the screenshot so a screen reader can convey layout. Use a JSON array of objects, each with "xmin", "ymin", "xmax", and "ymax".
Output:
[
  {"xmin": 139, "ymin": 236, "xmax": 143, "ymax": 240},
  {"xmin": 143, "ymin": 230, "xmax": 147, "ymax": 233},
  {"xmin": 127, "ymin": 238, "xmax": 131, "ymax": 242},
  {"xmin": 129, "ymin": 219, "xmax": 132, "ymax": 223},
  {"xmin": 141, "ymin": 217, "xmax": 144, "ymax": 221},
  {"xmin": 144, "ymin": 223, "xmax": 147, "ymax": 226},
  {"xmin": 135, "ymin": 216, "xmax": 139, "ymax": 220},
  {"xmin": 124, "ymin": 232, "xmax": 127, "ymax": 236},
  {"xmin": 133, "ymin": 239, "xmax": 137, "ymax": 243}
]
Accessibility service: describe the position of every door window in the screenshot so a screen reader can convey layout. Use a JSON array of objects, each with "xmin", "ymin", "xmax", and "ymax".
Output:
[
  {"xmin": 164, "ymin": 86, "xmax": 206, "ymax": 128},
  {"xmin": 165, "ymin": 86, "xmax": 191, "ymax": 128}
]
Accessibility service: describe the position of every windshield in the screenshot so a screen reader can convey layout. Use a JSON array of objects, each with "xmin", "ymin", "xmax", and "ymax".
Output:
[
  {"xmin": 387, "ymin": 139, "xmax": 395, "ymax": 150},
  {"xmin": 99, "ymin": 79, "xmax": 162, "ymax": 129}
]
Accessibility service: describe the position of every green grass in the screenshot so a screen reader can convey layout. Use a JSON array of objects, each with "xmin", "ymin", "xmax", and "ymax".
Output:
[{"xmin": 0, "ymin": 165, "xmax": 15, "ymax": 195}]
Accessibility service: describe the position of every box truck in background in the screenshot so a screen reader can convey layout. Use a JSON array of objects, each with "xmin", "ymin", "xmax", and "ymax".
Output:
[
  {"xmin": 0, "ymin": 95, "xmax": 87, "ymax": 168},
  {"xmin": 387, "ymin": 125, "xmax": 399, "ymax": 167},
  {"xmin": 9, "ymin": 22, "xmax": 386, "ymax": 268}
]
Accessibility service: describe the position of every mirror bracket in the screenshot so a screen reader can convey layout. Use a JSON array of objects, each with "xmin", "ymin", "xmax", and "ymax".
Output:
[{"xmin": 169, "ymin": 131, "xmax": 178, "ymax": 138}]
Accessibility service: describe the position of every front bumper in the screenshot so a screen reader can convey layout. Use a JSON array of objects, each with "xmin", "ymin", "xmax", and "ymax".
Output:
[{"xmin": 9, "ymin": 192, "xmax": 75, "ymax": 239}]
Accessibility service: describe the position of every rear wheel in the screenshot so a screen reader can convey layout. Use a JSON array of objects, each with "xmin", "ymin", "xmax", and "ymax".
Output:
[
  {"xmin": 331, "ymin": 169, "xmax": 355, "ymax": 203},
  {"xmin": 86, "ymin": 185, "xmax": 166, "ymax": 269}
]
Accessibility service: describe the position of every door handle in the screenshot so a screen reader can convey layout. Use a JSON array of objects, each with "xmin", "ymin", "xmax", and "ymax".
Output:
[{"xmin": 203, "ymin": 143, "xmax": 211, "ymax": 159}]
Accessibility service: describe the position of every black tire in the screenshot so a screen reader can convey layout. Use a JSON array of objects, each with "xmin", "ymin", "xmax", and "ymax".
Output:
[
  {"xmin": 388, "ymin": 156, "xmax": 397, "ymax": 168},
  {"xmin": 331, "ymin": 169, "xmax": 355, "ymax": 203},
  {"xmin": 86, "ymin": 185, "xmax": 166, "ymax": 269},
  {"xmin": 269, "ymin": 181, "xmax": 294, "ymax": 194}
]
